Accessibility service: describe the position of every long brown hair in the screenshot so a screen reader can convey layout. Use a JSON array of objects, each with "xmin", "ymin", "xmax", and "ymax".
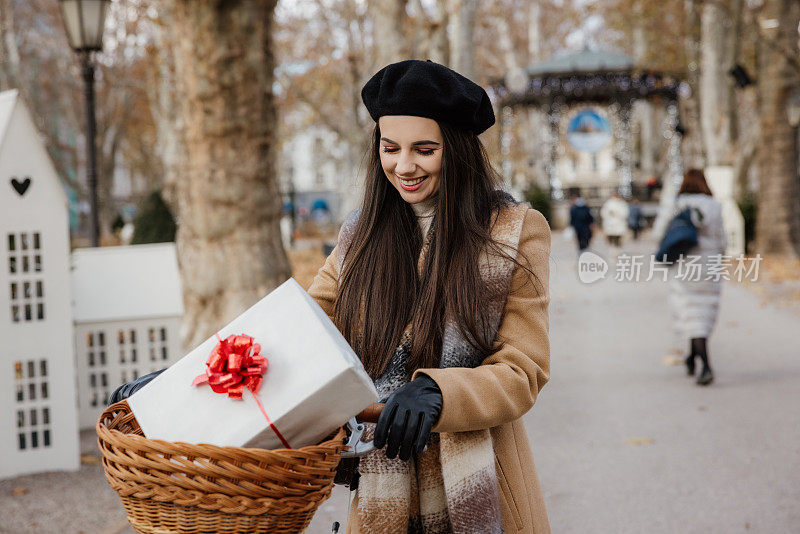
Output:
[
  {"xmin": 679, "ymin": 168, "xmax": 714, "ymax": 196},
  {"xmin": 335, "ymin": 123, "xmax": 536, "ymax": 378}
]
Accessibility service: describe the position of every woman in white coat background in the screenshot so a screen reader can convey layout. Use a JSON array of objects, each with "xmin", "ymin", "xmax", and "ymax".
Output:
[
  {"xmin": 670, "ymin": 168, "xmax": 726, "ymax": 386},
  {"xmin": 600, "ymin": 192, "xmax": 629, "ymax": 250}
]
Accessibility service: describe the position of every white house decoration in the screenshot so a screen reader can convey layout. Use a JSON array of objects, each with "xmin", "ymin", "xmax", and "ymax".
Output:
[
  {"xmin": 0, "ymin": 90, "xmax": 80, "ymax": 478},
  {"xmin": 71, "ymin": 243, "xmax": 184, "ymax": 429}
]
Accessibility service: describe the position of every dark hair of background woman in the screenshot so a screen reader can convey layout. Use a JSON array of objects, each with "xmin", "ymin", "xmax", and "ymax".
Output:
[
  {"xmin": 335, "ymin": 123, "xmax": 539, "ymax": 378},
  {"xmin": 679, "ymin": 168, "xmax": 714, "ymax": 196}
]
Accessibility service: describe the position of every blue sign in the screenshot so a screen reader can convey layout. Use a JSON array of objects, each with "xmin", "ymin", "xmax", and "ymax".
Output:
[{"xmin": 566, "ymin": 109, "xmax": 612, "ymax": 153}]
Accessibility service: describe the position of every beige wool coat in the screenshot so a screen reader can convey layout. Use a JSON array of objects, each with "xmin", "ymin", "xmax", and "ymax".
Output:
[{"xmin": 307, "ymin": 207, "xmax": 552, "ymax": 534}]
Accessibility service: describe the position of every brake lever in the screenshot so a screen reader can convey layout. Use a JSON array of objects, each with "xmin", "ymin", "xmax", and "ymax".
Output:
[{"xmin": 340, "ymin": 416, "xmax": 376, "ymax": 458}]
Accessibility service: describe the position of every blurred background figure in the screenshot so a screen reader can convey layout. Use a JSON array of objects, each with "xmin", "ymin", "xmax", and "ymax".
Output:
[
  {"xmin": 628, "ymin": 198, "xmax": 643, "ymax": 240},
  {"xmin": 600, "ymin": 192, "xmax": 629, "ymax": 252},
  {"xmin": 669, "ymin": 169, "xmax": 726, "ymax": 386},
  {"xmin": 646, "ymin": 175, "xmax": 661, "ymax": 200},
  {"xmin": 569, "ymin": 193, "xmax": 594, "ymax": 252}
]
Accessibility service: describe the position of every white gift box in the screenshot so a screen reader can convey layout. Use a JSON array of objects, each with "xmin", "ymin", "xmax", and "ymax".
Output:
[{"xmin": 127, "ymin": 278, "xmax": 378, "ymax": 449}]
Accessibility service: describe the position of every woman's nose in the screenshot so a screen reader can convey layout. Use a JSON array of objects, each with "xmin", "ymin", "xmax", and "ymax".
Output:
[{"xmin": 395, "ymin": 151, "xmax": 416, "ymax": 175}]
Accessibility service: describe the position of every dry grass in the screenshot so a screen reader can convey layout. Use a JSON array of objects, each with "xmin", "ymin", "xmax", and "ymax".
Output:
[
  {"xmin": 759, "ymin": 256, "xmax": 800, "ymax": 284},
  {"xmin": 288, "ymin": 247, "xmax": 328, "ymax": 290},
  {"xmin": 739, "ymin": 254, "xmax": 800, "ymax": 309}
]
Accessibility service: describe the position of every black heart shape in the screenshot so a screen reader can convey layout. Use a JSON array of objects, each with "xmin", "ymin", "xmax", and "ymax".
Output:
[{"xmin": 11, "ymin": 177, "xmax": 31, "ymax": 196}]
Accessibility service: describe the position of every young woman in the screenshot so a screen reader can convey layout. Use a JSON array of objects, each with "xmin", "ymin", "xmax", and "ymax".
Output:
[
  {"xmin": 308, "ymin": 60, "xmax": 551, "ymax": 533},
  {"xmin": 670, "ymin": 169, "xmax": 725, "ymax": 385}
]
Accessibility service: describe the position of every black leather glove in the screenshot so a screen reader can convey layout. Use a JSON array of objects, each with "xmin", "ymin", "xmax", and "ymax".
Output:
[
  {"xmin": 107, "ymin": 369, "xmax": 166, "ymax": 405},
  {"xmin": 373, "ymin": 375, "xmax": 443, "ymax": 461}
]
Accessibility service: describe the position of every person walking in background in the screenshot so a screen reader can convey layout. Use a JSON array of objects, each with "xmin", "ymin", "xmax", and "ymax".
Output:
[
  {"xmin": 600, "ymin": 192, "xmax": 629, "ymax": 251},
  {"xmin": 669, "ymin": 169, "xmax": 726, "ymax": 386},
  {"xmin": 628, "ymin": 198, "xmax": 643, "ymax": 240},
  {"xmin": 646, "ymin": 175, "xmax": 661, "ymax": 200},
  {"xmin": 569, "ymin": 193, "xmax": 594, "ymax": 252}
]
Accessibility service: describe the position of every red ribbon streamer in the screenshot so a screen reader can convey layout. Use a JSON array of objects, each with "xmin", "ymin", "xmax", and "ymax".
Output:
[{"xmin": 192, "ymin": 333, "xmax": 291, "ymax": 449}]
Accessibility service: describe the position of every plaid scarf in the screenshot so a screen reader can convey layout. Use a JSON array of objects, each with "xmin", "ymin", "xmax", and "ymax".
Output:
[{"xmin": 337, "ymin": 198, "xmax": 529, "ymax": 533}]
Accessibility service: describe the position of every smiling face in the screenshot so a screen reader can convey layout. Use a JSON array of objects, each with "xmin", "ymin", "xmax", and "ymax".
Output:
[{"xmin": 378, "ymin": 115, "xmax": 443, "ymax": 204}]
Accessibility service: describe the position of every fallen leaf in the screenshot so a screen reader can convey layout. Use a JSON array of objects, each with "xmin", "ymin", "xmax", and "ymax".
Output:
[
  {"xmin": 698, "ymin": 406, "xmax": 707, "ymax": 412},
  {"xmin": 80, "ymin": 454, "xmax": 101, "ymax": 465},
  {"xmin": 12, "ymin": 487, "xmax": 27, "ymax": 496},
  {"xmin": 662, "ymin": 356, "xmax": 683, "ymax": 366},
  {"xmin": 625, "ymin": 437, "xmax": 654, "ymax": 446},
  {"xmin": 668, "ymin": 347, "xmax": 682, "ymax": 355},
  {"xmin": 726, "ymin": 321, "xmax": 738, "ymax": 328}
]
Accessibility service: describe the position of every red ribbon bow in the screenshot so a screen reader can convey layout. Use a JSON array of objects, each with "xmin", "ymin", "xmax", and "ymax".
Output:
[
  {"xmin": 192, "ymin": 334, "xmax": 267, "ymax": 400},
  {"xmin": 192, "ymin": 333, "xmax": 291, "ymax": 448}
]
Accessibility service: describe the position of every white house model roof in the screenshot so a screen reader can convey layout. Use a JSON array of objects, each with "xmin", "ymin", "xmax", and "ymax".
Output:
[
  {"xmin": 0, "ymin": 90, "xmax": 17, "ymax": 140},
  {"xmin": 71, "ymin": 243, "xmax": 184, "ymax": 323},
  {"xmin": 0, "ymin": 89, "xmax": 68, "ymax": 206}
]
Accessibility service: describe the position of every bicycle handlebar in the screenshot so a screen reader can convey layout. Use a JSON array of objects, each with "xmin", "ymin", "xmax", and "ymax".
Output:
[{"xmin": 355, "ymin": 403, "xmax": 384, "ymax": 424}]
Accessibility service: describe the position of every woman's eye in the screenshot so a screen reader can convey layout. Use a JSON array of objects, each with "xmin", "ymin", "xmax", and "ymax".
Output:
[
  {"xmin": 381, "ymin": 147, "xmax": 399, "ymax": 153},
  {"xmin": 417, "ymin": 149, "xmax": 435, "ymax": 156}
]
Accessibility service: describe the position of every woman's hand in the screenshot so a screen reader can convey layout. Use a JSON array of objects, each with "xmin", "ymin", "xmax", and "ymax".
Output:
[{"xmin": 373, "ymin": 375, "xmax": 443, "ymax": 461}]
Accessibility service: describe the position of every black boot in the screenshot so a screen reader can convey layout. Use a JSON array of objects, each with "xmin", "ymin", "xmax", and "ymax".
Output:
[
  {"xmin": 697, "ymin": 367, "xmax": 714, "ymax": 385},
  {"xmin": 691, "ymin": 338, "xmax": 713, "ymax": 386},
  {"xmin": 685, "ymin": 354, "xmax": 696, "ymax": 376}
]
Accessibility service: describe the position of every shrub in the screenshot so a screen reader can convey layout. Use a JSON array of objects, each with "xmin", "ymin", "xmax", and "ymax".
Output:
[
  {"xmin": 523, "ymin": 183, "xmax": 552, "ymax": 225},
  {"xmin": 131, "ymin": 191, "xmax": 177, "ymax": 244}
]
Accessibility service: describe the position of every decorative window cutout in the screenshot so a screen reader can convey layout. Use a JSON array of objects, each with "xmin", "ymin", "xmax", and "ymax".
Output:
[
  {"xmin": 13, "ymin": 358, "xmax": 53, "ymax": 450},
  {"xmin": 7, "ymin": 232, "xmax": 46, "ymax": 322},
  {"xmin": 86, "ymin": 331, "xmax": 110, "ymax": 407},
  {"xmin": 148, "ymin": 325, "xmax": 170, "ymax": 362}
]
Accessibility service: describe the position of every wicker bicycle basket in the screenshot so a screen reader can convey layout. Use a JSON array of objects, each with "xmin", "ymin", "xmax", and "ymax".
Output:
[{"xmin": 97, "ymin": 401, "xmax": 345, "ymax": 534}]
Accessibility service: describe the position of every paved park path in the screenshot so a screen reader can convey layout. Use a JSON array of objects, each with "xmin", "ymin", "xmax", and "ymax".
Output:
[{"xmin": 2, "ymin": 236, "xmax": 798, "ymax": 533}]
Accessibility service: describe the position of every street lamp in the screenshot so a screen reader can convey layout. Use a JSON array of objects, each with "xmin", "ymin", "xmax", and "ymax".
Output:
[{"xmin": 59, "ymin": 0, "xmax": 110, "ymax": 247}]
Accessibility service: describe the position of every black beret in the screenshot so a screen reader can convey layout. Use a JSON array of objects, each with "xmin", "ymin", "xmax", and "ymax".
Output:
[{"xmin": 361, "ymin": 59, "xmax": 495, "ymax": 135}]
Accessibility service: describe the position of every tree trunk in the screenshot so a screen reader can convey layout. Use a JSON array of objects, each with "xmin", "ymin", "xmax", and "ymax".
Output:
[
  {"xmin": 681, "ymin": 0, "xmax": 705, "ymax": 168},
  {"xmin": 97, "ymin": 121, "xmax": 123, "ymax": 242},
  {"xmin": 410, "ymin": 0, "xmax": 449, "ymax": 65},
  {"xmin": 429, "ymin": 0, "xmax": 450, "ymax": 65},
  {"xmin": 148, "ymin": 1, "xmax": 183, "ymax": 210},
  {"xmin": 527, "ymin": 1, "xmax": 542, "ymax": 63},
  {"xmin": 368, "ymin": 0, "xmax": 409, "ymax": 72},
  {"xmin": 0, "ymin": 0, "xmax": 20, "ymax": 90},
  {"xmin": 755, "ymin": 0, "xmax": 800, "ymax": 257},
  {"xmin": 699, "ymin": 1, "xmax": 734, "ymax": 166},
  {"xmin": 449, "ymin": 0, "xmax": 478, "ymax": 79},
  {"xmin": 167, "ymin": 0, "xmax": 292, "ymax": 350}
]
